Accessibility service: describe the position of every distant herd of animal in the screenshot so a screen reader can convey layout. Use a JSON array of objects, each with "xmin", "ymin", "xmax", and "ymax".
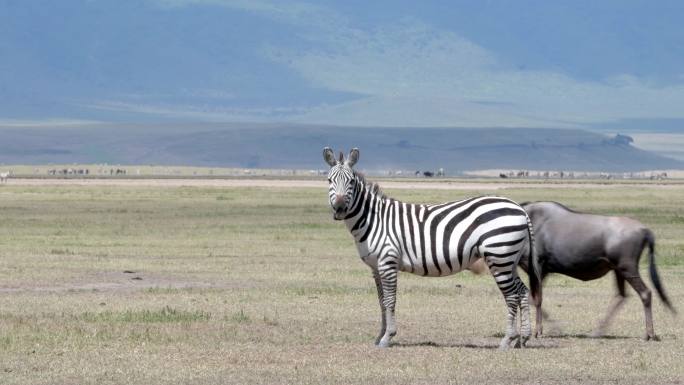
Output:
[{"xmin": 323, "ymin": 147, "xmax": 676, "ymax": 349}]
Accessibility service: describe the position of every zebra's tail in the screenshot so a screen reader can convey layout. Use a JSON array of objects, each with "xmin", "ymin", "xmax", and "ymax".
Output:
[
  {"xmin": 645, "ymin": 229, "xmax": 676, "ymax": 314},
  {"xmin": 526, "ymin": 214, "xmax": 542, "ymax": 309}
]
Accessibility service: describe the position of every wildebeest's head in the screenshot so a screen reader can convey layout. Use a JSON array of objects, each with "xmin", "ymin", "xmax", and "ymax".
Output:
[{"xmin": 323, "ymin": 147, "xmax": 359, "ymax": 220}]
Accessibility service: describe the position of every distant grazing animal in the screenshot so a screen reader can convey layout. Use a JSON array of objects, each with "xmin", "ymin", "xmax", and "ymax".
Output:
[
  {"xmin": 323, "ymin": 147, "xmax": 541, "ymax": 349},
  {"xmin": 0, "ymin": 171, "xmax": 10, "ymax": 183},
  {"xmin": 519, "ymin": 201, "xmax": 676, "ymax": 340},
  {"xmin": 422, "ymin": 171, "xmax": 434, "ymax": 177}
]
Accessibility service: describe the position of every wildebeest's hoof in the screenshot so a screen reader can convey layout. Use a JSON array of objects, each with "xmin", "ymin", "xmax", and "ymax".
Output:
[{"xmin": 589, "ymin": 330, "xmax": 604, "ymax": 338}]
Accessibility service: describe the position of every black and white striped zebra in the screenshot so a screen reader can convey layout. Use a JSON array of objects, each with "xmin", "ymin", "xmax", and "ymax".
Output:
[{"xmin": 323, "ymin": 147, "xmax": 542, "ymax": 349}]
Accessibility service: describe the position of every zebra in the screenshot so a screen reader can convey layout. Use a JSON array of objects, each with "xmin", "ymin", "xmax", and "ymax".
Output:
[{"xmin": 323, "ymin": 147, "xmax": 542, "ymax": 349}]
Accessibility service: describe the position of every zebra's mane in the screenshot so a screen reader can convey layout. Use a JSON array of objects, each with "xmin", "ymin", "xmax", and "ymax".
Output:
[{"xmin": 353, "ymin": 170, "xmax": 386, "ymax": 199}]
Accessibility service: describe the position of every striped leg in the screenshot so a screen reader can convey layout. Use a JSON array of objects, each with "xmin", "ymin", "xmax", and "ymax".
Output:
[
  {"xmin": 518, "ymin": 283, "xmax": 532, "ymax": 347},
  {"xmin": 376, "ymin": 258, "xmax": 398, "ymax": 348},
  {"xmin": 488, "ymin": 262, "xmax": 528, "ymax": 349},
  {"xmin": 499, "ymin": 291, "xmax": 520, "ymax": 350},
  {"xmin": 372, "ymin": 270, "xmax": 387, "ymax": 345}
]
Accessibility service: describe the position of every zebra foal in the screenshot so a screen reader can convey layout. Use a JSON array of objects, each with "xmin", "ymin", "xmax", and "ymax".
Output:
[{"xmin": 323, "ymin": 147, "xmax": 542, "ymax": 349}]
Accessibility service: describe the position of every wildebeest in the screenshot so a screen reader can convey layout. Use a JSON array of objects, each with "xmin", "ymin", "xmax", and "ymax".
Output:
[{"xmin": 519, "ymin": 201, "xmax": 676, "ymax": 340}]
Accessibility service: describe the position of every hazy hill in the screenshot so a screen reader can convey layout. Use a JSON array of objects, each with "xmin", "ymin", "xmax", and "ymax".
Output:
[
  {"xmin": 3, "ymin": 1, "xmax": 684, "ymax": 126},
  {"xmin": 0, "ymin": 124, "xmax": 681, "ymax": 173}
]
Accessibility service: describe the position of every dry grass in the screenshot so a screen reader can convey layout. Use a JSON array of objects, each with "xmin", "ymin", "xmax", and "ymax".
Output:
[{"xmin": 0, "ymin": 180, "xmax": 682, "ymax": 384}]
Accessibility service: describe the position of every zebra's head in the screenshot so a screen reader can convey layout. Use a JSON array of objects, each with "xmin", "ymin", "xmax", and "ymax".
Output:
[{"xmin": 323, "ymin": 147, "xmax": 359, "ymax": 220}]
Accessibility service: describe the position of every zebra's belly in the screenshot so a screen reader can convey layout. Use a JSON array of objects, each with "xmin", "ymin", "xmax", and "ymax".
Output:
[{"xmin": 399, "ymin": 252, "xmax": 470, "ymax": 276}]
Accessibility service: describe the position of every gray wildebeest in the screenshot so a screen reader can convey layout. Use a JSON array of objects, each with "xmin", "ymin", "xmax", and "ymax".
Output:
[{"xmin": 519, "ymin": 201, "xmax": 676, "ymax": 340}]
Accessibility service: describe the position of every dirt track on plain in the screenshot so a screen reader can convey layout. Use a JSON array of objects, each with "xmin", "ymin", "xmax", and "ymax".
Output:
[{"xmin": 5, "ymin": 177, "xmax": 680, "ymax": 190}]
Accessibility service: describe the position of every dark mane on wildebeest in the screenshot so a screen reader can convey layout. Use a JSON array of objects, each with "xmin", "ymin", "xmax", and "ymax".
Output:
[
  {"xmin": 519, "ymin": 200, "xmax": 676, "ymax": 340},
  {"xmin": 520, "ymin": 200, "xmax": 581, "ymax": 214}
]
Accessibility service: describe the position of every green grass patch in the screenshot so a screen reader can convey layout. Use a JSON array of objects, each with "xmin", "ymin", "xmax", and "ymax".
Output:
[{"xmin": 78, "ymin": 306, "xmax": 211, "ymax": 323}]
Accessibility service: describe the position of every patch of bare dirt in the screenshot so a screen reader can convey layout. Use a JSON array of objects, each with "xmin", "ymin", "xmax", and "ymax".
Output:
[{"xmin": 0, "ymin": 271, "xmax": 228, "ymax": 293}]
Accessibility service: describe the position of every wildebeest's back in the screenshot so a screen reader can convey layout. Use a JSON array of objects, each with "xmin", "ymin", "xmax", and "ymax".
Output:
[{"xmin": 525, "ymin": 202, "xmax": 628, "ymax": 280}]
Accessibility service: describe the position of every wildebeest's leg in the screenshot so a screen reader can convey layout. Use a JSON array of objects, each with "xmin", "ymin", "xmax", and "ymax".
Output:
[
  {"xmin": 537, "ymin": 307, "xmax": 566, "ymax": 336},
  {"xmin": 376, "ymin": 257, "xmax": 398, "ymax": 348},
  {"xmin": 372, "ymin": 269, "xmax": 387, "ymax": 346},
  {"xmin": 533, "ymin": 274, "xmax": 546, "ymax": 338},
  {"xmin": 624, "ymin": 273, "xmax": 655, "ymax": 340},
  {"xmin": 591, "ymin": 272, "xmax": 626, "ymax": 337}
]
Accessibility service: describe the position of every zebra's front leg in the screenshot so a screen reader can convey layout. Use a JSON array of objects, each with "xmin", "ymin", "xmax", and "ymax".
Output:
[
  {"xmin": 376, "ymin": 261, "xmax": 398, "ymax": 348},
  {"xmin": 372, "ymin": 269, "xmax": 387, "ymax": 346}
]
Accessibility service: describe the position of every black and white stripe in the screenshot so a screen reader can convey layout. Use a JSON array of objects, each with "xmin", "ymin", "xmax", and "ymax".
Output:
[{"xmin": 324, "ymin": 147, "xmax": 541, "ymax": 349}]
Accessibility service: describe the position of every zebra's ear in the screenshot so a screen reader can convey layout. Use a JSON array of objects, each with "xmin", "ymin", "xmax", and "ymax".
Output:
[
  {"xmin": 346, "ymin": 148, "xmax": 359, "ymax": 168},
  {"xmin": 323, "ymin": 147, "xmax": 337, "ymax": 167}
]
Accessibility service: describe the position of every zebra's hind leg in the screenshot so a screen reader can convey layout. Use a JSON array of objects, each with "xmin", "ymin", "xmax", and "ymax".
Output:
[
  {"xmin": 490, "ymin": 268, "xmax": 531, "ymax": 349},
  {"xmin": 499, "ymin": 292, "xmax": 520, "ymax": 350},
  {"xmin": 518, "ymin": 284, "xmax": 532, "ymax": 347}
]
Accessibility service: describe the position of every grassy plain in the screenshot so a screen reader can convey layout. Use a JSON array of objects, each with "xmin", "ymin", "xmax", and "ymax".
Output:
[{"xmin": 0, "ymin": 179, "xmax": 682, "ymax": 384}]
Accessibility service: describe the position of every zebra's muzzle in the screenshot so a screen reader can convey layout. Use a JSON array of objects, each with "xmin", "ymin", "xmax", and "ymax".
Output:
[
  {"xmin": 332, "ymin": 193, "xmax": 346, "ymax": 220},
  {"xmin": 333, "ymin": 207, "xmax": 346, "ymax": 220}
]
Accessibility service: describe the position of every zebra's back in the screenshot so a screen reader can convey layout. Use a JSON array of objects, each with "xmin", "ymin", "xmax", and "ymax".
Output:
[{"xmin": 392, "ymin": 196, "xmax": 529, "ymax": 277}]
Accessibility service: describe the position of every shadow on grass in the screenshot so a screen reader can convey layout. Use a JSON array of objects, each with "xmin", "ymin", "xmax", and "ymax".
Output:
[
  {"xmin": 491, "ymin": 331, "xmax": 638, "ymax": 341},
  {"xmin": 392, "ymin": 340, "xmax": 555, "ymax": 349},
  {"xmin": 542, "ymin": 333, "xmax": 636, "ymax": 340}
]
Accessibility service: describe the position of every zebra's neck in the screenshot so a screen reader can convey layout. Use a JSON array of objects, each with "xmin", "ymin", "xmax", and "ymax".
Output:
[{"xmin": 343, "ymin": 175, "xmax": 393, "ymax": 243}]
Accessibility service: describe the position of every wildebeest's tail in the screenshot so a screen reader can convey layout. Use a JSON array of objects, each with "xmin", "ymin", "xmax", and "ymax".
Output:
[
  {"xmin": 525, "ymin": 213, "xmax": 542, "ymax": 308},
  {"xmin": 645, "ymin": 229, "xmax": 676, "ymax": 314}
]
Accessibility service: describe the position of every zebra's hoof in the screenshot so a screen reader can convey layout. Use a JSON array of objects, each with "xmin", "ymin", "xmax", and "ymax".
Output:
[
  {"xmin": 499, "ymin": 337, "xmax": 516, "ymax": 350},
  {"xmin": 500, "ymin": 335, "xmax": 521, "ymax": 350},
  {"xmin": 513, "ymin": 338, "xmax": 522, "ymax": 349},
  {"xmin": 376, "ymin": 340, "xmax": 391, "ymax": 348}
]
